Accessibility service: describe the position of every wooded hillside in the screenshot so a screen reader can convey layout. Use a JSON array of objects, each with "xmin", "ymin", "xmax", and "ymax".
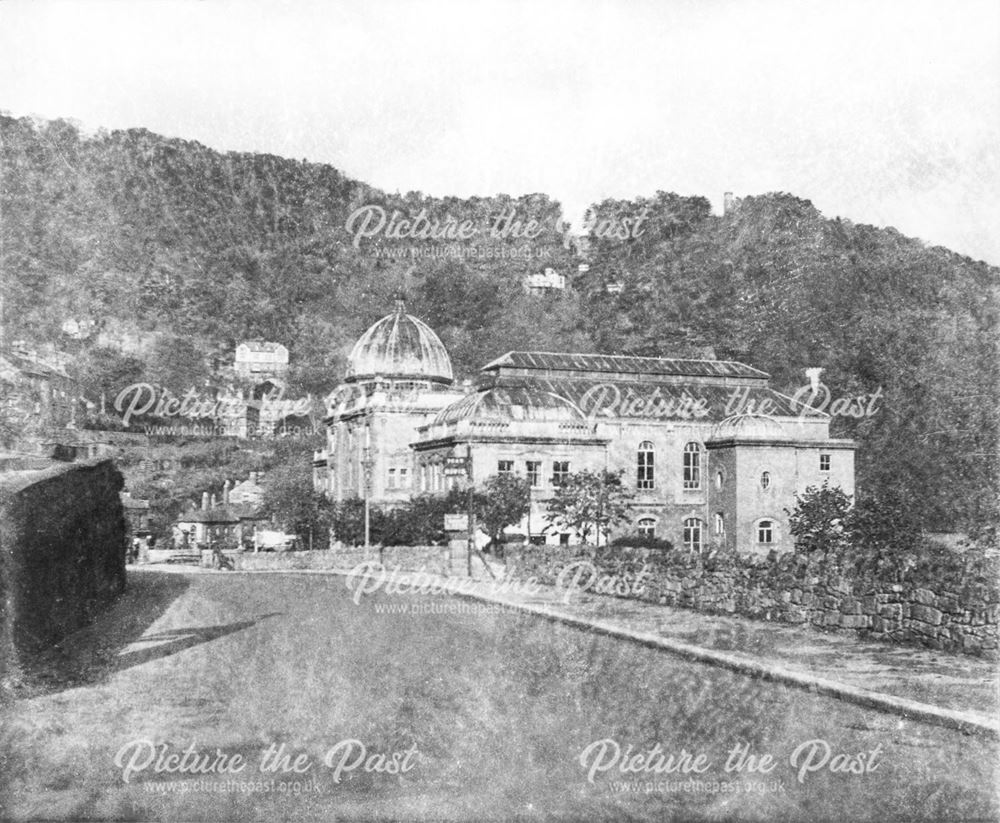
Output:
[{"xmin": 2, "ymin": 114, "xmax": 996, "ymax": 533}]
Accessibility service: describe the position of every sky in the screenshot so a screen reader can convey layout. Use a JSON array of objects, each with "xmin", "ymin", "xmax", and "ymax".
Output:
[{"xmin": 1, "ymin": 0, "xmax": 998, "ymax": 264}]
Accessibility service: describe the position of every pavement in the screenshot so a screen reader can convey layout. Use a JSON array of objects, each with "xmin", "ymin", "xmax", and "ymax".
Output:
[{"xmin": 133, "ymin": 564, "xmax": 1000, "ymax": 738}]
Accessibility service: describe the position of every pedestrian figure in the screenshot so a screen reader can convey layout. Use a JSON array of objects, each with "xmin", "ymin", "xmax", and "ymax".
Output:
[{"xmin": 212, "ymin": 542, "xmax": 233, "ymax": 571}]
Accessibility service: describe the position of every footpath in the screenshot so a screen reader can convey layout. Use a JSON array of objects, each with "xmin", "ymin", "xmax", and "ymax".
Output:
[{"xmin": 132, "ymin": 565, "xmax": 1000, "ymax": 738}]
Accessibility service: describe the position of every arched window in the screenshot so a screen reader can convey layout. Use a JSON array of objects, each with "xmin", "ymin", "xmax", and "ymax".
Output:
[
  {"xmin": 638, "ymin": 518, "xmax": 656, "ymax": 539},
  {"xmin": 757, "ymin": 520, "xmax": 774, "ymax": 544},
  {"xmin": 683, "ymin": 442, "xmax": 701, "ymax": 489},
  {"xmin": 637, "ymin": 441, "xmax": 655, "ymax": 490},
  {"xmin": 714, "ymin": 512, "xmax": 725, "ymax": 536},
  {"xmin": 760, "ymin": 471, "xmax": 771, "ymax": 490},
  {"xmin": 683, "ymin": 518, "xmax": 703, "ymax": 554},
  {"xmin": 715, "ymin": 470, "xmax": 724, "ymax": 490}
]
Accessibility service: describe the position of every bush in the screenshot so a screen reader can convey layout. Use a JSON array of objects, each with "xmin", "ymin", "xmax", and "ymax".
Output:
[
  {"xmin": 609, "ymin": 534, "xmax": 674, "ymax": 551},
  {"xmin": 787, "ymin": 482, "xmax": 852, "ymax": 560},
  {"xmin": 335, "ymin": 488, "xmax": 468, "ymax": 547}
]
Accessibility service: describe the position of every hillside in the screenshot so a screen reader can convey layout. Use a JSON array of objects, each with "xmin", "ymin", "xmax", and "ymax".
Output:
[{"xmin": 1, "ymin": 114, "xmax": 997, "ymax": 533}]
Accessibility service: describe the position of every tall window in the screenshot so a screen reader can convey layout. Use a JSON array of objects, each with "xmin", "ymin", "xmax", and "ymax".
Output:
[
  {"xmin": 552, "ymin": 461, "xmax": 570, "ymax": 485},
  {"xmin": 637, "ymin": 441, "xmax": 655, "ymax": 490},
  {"xmin": 683, "ymin": 442, "xmax": 701, "ymax": 489},
  {"xmin": 638, "ymin": 518, "xmax": 656, "ymax": 539},
  {"xmin": 526, "ymin": 461, "xmax": 541, "ymax": 487},
  {"xmin": 760, "ymin": 471, "xmax": 771, "ymax": 490},
  {"xmin": 498, "ymin": 460, "xmax": 513, "ymax": 475},
  {"xmin": 683, "ymin": 518, "xmax": 703, "ymax": 554},
  {"xmin": 820, "ymin": 454, "xmax": 831, "ymax": 472},
  {"xmin": 399, "ymin": 467, "xmax": 409, "ymax": 488},
  {"xmin": 715, "ymin": 470, "xmax": 724, "ymax": 490},
  {"xmin": 714, "ymin": 512, "xmax": 725, "ymax": 536},
  {"xmin": 387, "ymin": 468, "xmax": 397, "ymax": 489},
  {"xmin": 757, "ymin": 520, "xmax": 773, "ymax": 544}
]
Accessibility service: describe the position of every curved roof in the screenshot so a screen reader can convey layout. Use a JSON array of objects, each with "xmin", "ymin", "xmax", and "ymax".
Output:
[
  {"xmin": 346, "ymin": 301, "xmax": 453, "ymax": 385},
  {"xmin": 433, "ymin": 385, "xmax": 587, "ymax": 426},
  {"xmin": 706, "ymin": 412, "xmax": 789, "ymax": 442}
]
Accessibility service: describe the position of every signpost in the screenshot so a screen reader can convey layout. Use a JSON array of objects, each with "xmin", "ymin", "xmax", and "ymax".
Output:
[
  {"xmin": 440, "ymin": 449, "xmax": 475, "ymax": 575},
  {"xmin": 444, "ymin": 513, "xmax": 469, "ymax": 531}
]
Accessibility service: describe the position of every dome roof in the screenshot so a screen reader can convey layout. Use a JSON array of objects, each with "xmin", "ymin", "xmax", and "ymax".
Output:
[
  {"xmin": 706, "ymin": 412, "xmax": 787, "ymax": 443},
  {"xmin": 346, "ymin": 301, "xmax": 453, "ymax": 384},
  {"xmin": 433, "ymin": 386, "xmax": 587, "ymax": 426}
]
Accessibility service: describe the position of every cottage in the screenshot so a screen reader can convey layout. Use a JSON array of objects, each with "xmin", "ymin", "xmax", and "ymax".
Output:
[{"xmin": 234, "ymin": 341, "xmax": 289, "ymax": 380}]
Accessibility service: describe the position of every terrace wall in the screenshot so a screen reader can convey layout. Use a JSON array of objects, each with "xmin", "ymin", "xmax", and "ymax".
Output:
[{"xmin": 505, "ymin": 545, "xmax": 999, "ymax": 658}]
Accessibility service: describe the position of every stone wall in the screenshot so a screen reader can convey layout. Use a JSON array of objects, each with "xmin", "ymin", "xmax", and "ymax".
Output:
[
  {"xmin": 505, "ymin": 545, "xmax": 999, "ymax": 658},
  {"xmin": 1, "ymin": 459, "xmax": 127, "ymax": 686},
  {"xmin": 232, "ymin": 545, "xmax": 453, "ymax": 575},
  {"xmin": 233, "ymin": 550, "xmax": 346, "ymax": 571}
]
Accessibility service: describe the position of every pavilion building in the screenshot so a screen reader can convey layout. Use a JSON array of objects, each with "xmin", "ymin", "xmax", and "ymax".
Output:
[{"xmin": 320, "ymin": 303, "xmax": 855, "ymax": 554}]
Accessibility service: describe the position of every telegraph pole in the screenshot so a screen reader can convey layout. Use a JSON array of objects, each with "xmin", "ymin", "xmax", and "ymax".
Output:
[{"xmin": 466, "ymin": 444, "xmax": 474, "ymax": 576}]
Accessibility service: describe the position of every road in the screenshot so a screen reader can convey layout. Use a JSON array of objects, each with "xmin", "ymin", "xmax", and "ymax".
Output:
[{"xmin": 1, "ymin": 570, "xmax": 996, "ymax": 822}]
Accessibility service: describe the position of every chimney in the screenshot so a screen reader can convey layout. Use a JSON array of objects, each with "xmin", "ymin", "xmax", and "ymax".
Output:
[
  {"xmin": 210, "ymin": 493, "xmax": 218, "ymax": 509},
  {"xmin": 223, "ymin": 479, "xmax": 231, "ymax": 506},
  {"xmin": 806, "ymin": 367, "xmax": 824, "ymax": 393},
  {"xmin": 723, "ymin": 192, "xmax": 735, "ymax": 215},
  {"xmin": 201, "ymin": 492, "xmax": 209, "ymax": 511}
]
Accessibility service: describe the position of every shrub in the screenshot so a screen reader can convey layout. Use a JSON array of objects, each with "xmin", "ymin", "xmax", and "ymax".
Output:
[
  {"xmin": 609, "ymin": 534, "xmax": 674, "ymax": 551},
  {"xmin": 787, "ymin": 482, "xmax": 852, "ymax": 561}
]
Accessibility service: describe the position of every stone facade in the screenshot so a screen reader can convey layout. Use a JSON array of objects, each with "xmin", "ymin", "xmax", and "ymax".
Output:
[
  {"xmin": 322, "ymin": 303, "xmax": 856, "ymax": 555},
  {"xmin": 322, "ymin": 302, "xmax": 465, "ymax": 506}
]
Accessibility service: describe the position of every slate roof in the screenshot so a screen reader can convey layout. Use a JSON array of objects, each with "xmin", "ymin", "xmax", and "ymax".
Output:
[
  {"xmin": 483, "ymin": 377, "xmax": 825, "ymax": 421},
  {"xmin": 480, "ymin": 351, "xmax": 769, "ymax": 380},
  {"xmin": 238, "ymin": 341, "xmax": 287, "ymax": 354}
]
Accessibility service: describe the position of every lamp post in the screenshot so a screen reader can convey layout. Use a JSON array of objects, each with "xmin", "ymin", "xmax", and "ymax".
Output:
[{"xmin": 361, "ymin": 423, "xmax": 374, "ymax": 554}]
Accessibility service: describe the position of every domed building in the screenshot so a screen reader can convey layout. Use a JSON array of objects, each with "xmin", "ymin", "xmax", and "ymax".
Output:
[
  {"xmin": 345, "ymin": 302, "xmax": 454, "ymax": 385},
  {"xmin": 318, "ymin": 302, "xmax": 466, "ymax": 507},
  {"xmin": 319, "ymin": 303, "xmax": 856, "ymax": 554}
]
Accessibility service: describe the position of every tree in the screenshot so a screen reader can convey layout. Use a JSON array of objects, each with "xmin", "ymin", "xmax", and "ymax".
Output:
[
  {"xmin": 843, "ymin": 486, "xmax": 922, "ymax": 576},
  {"xmin": 73, "ymin": 346, "xmax": 146, "ymax": 412},
  {"xmin": 545, "ymin": 469, "xmax": 633, "ymax": 545},
  {"xmin": 397, "ymin": 488, "xmax": 467, "ymax": 546},
  {"xmin": 329, "ymin": 498, "xmax": 372, "ymax": 547},
  {"xmin": 474, "ymin": 474, "xmax": 531, "ymax": 549},
  {"xmin": 260, "ymin": 461, "xmax": 333, "ymax": 548},
  {"xmin": 786, "ymin": 482, "xmax": 853, "ymax": 560},
  {"xmin": 146, "ymin": 333, "xmax": 209, "ymax": 392}
]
